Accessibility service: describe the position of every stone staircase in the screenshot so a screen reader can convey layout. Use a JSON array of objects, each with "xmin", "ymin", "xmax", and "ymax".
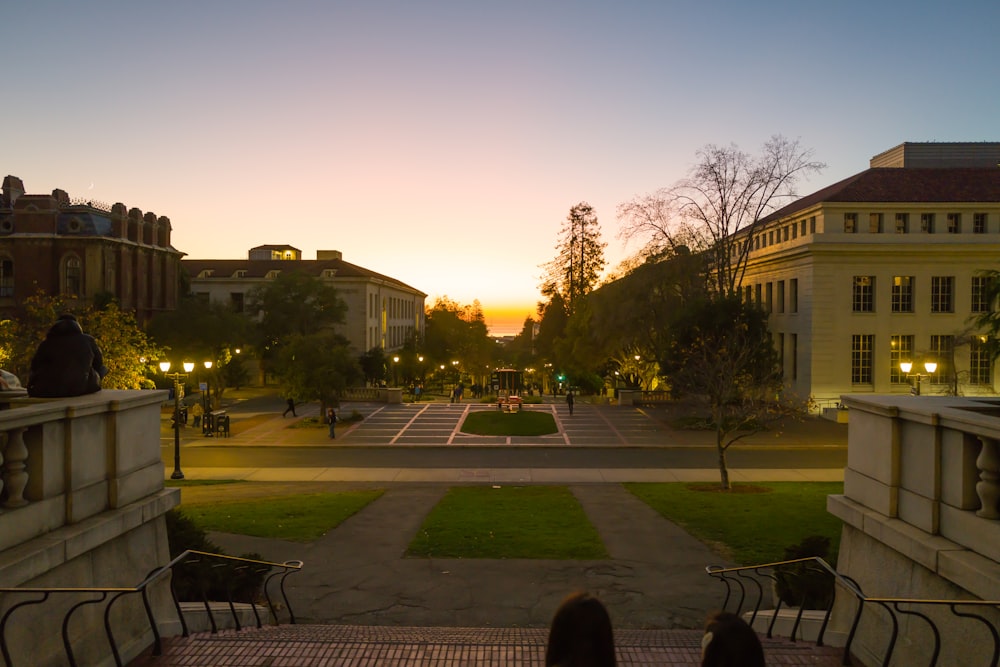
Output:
[{"xmin": 129, "ymin": 623, "xmax": 846, "ymax": 666}]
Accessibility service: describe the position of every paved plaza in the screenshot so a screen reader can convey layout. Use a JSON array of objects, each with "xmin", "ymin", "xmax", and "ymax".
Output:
[{"xmin": 142, "ymin": 394, "xmax": 847, "ymax": 666}]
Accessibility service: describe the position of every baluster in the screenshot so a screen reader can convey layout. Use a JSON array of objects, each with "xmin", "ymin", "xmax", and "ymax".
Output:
[
  {"xmin": 2, "ymin": 427, "xmax": 28, "ymax": 508},
  {"xmin": 976, "ymin": 436, "xmax": 1000, "ymax": 519}
]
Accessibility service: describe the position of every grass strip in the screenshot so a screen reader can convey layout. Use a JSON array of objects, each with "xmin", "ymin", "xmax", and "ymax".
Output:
[
  {"xmin": 461, "ymin": 410, "xmax": 558, "ymax": 436},
  {"xmin": 625, "ymin": 482, "xmax": 843, "ymax": 565},
  {"xmin": 407, "ymin": 486, "xmax": 607, "ymax": 559},
  {"xmin": 178, "ymin": 489, "xmax": 384, "ymax": 542}
]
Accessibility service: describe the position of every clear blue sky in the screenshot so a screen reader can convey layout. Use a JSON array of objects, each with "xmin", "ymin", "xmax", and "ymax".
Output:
[{"xmin": 4, "ymin": 1, "xmax": 999, "ymax": 334}]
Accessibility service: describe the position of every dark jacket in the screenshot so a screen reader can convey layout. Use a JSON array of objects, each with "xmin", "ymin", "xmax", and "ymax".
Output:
[{"xmin": 27, "ymin": 316, "xmax": 107, "ymax": 398}]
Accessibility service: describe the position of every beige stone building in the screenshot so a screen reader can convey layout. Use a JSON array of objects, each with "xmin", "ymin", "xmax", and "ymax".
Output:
[
  {"xmin": 739, "ymin": 143, "xmax": 1000, "ymax": 407},
  {"xmin": 184, "ymin": 245, "xmax": 426, "ymax": 354}
]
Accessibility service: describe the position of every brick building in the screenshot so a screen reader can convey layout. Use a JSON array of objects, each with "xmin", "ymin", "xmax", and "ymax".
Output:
[{"xmin": 0, "ymin": 175, "xmax": 182, "ymax": 321}]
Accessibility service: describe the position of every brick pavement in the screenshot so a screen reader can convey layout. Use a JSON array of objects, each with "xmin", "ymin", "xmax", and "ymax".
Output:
[{"xmin": 134, "ymin": 624, "xmax": 845, "ymax": 666}]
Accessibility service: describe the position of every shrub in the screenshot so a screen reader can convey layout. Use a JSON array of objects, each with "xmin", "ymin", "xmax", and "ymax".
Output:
[
  {"xmin": 165, "ymin": 509, "xmax": 267, "ymax": 603},
  {"xmin": 773, "ymin": 535, "xmax": 835, "ymax": 609}
]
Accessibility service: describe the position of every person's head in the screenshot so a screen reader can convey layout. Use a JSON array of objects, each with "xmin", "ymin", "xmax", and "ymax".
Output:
[
  {"xmin": 545, "ymin": 591, "xmax": 615, "ymax": 667},
  {"xmin": 701, "ymin": 611, "xmax": 765, "ymax": 667}
]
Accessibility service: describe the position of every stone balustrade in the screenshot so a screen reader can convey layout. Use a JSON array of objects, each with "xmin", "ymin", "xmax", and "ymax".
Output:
[
  {"xmin": 0, "ymin": 390, "xmax": 180, "ymax": 667},
  {"xmin": 829, "ymin": 394, "xmax": 1000, "ymax": 665}
]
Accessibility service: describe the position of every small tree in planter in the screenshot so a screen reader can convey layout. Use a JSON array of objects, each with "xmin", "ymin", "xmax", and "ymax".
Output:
[{"xmin": 773, "ymin": 535, "xmax": 835, "ymax": 609}]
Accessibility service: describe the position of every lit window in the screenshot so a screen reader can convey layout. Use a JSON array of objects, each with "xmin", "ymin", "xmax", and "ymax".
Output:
[
  {"xmin": 970, "ymin": 337, "xmax": 993, "ymax": 385},
  {"xmin": 920, "ymin": 213, "xmax": 935, "ymax": 233},
  {"xmin": 844, "ymin": 213, "xmax": 857, "ymax": 233},
  {"xmin": 869, "ymin": 213, "xmax": 883, "ymax": 233},
  {"xmin": 974, "ymin": 213, "xmax": 988, "ymax": 234},
  {"xmin": 972, "ymin": 275, "xmax": 993, "ymax": 313},
  {"xmin": 63, "ymin": 255, "xmax": 82, "ymax": 297},
  {"xmin": 929, "ymin": 335, "xmax": 953, "ymax": 383},
  {"xmin": 895, "ymin": 213, "xmax": 909, "ymax": 233}
]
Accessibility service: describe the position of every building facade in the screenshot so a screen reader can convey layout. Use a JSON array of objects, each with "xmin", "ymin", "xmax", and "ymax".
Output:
[
  {"xmin": 739, "ymin": 143, "xmax": 1000, "ymax": 406},
  {"xmin": 184, "ymin": 246, "xmax": 426, "ymax": 354},
  {"xmin": 0, "ymin": 175, "xmax": 182, "ymax": 322}
]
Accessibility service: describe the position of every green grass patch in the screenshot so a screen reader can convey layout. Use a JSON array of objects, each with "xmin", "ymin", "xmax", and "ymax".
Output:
[
  {"xmin": 407, "ymin": 486, "xmax": 607, "ymax": 559},
  {"xmin": 178, "ymin": 490, "xmax": 384, "ymax": 542},
  {"xmin": 461, "ymin": 410, "xmax": 558, "ymax": 436},
  {"xmin": 625, "ymin": 482, "xmax": 843, "ymax": 566}
]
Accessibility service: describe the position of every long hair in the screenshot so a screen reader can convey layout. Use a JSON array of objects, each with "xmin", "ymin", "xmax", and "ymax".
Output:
[{"xmin": 545, "ymin": 591, "xmax": 616, "ymax": 667}]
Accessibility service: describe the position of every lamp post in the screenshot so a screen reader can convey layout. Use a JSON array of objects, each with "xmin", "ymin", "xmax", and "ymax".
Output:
[
  {"xmin": 393, "ymin": 355, "xmax": 400, "ymax": 387},
  {"xmin": 160, "ymin": 360, "xmax": 194, "ymax": 479},
  {"xmin": 900, "ymin": 360, "xmax": 937, "ymax": 396},
  {"xmin": 201, "ymin": 360, "xmax": 213, "ymax": 435}
]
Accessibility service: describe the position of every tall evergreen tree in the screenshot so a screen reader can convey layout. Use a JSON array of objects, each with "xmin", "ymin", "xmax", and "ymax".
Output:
[{"xmin": 542, "ymin": 202, "xmax": 607, "ymax": 315}]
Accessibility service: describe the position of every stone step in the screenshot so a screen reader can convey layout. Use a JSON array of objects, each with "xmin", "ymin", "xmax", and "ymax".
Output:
[{"xmin": 130, "ymin": 623, "xmax": 846, "ymax": 666}]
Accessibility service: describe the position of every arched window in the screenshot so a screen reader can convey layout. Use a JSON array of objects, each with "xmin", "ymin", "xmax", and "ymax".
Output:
[
  {"xmin": 0, "ymin": 256, "xmax": 13, "ymax": 297},
  {"xmin": 63, "ymin": 255, "xmax": 82, "ymax": 297}
]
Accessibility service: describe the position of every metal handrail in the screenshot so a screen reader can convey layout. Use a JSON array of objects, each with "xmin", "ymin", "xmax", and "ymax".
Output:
[
  {"xmin": 0, "ymin": 550, "xmax": 303, "ymax": 667},
  {"xmin": 706, "ymin": 557, "xmax": 1000, "ymax": 667}
]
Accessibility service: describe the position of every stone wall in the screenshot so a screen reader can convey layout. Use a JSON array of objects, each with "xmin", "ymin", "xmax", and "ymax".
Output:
[
  {"xmin": 829, "ymin": 395, "xmax": 1000, "ymax": 665},
  {"xmin": 0, "ymin": 390, "xmax": 180, "ymax": 667}
]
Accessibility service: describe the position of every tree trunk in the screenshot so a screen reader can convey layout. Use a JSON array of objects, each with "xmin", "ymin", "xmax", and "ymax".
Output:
[{"xmin": 714, "ymin": 408, "xmax": 731, "ymax": 490}]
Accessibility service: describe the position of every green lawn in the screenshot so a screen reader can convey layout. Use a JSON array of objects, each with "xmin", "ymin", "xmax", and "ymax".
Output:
[
  {"xmin": 178, "ymin": 490, "xmax": 384, "ymax": 542},
  {"xmin": 407, "ymin": 486, "xmax": 607, "ymax": 559},
  {"xmin": 625, "ymin": 482, "xmax": 843, "ymax": 565},
  {"xmin": 461, "ymin": 410, "xmax": 558, "ymax": 436}
]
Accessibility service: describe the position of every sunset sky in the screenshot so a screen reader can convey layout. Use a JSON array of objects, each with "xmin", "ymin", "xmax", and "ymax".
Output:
[{"xmin": 4, "ymin": 1, "xmax": 999, "ymax": 335}]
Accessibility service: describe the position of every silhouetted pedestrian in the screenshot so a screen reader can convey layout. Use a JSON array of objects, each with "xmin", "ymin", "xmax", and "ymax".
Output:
[
  {"xmin": 566, "ymin": 391, "xmax": 575, "ymax": 416},
  {"xmin": 546, "ymin": 591, "xmax": 616, "ymax": 666},
  {"xmin": 327, "ymin": 407, "xmax": 337, "ymax": 439},
  {"xmin": 283, "ymin": 397, "xmax": 297, "ymax": 417}
]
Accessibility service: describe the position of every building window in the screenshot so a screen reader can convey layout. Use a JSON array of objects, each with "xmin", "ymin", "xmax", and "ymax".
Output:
[
  {"xmin": 769, "ymin": 230, "xmax": 775, "ymax": 245},
  {"xmin": 852, "ymin": 334, "xmax": 874, "ymax": 385},
  {"xmin": 809, "ymin": 217, "xmax": 816, "ymax": 234},
  {"xmin": 947, "ymin": 213, "xmax": 961, "ymax": 234},
  {"xmin": 971, "ymin": 337, "xmax": 993, "ymax": 386},
  {"xmin": 844, "ymin": 213, "xmax": 858, "ymax": 233},
  {"xmin": 891, "ymin": 276, "xmax": 914, "ymax": 313},
  {"xmin": 63, "ymin": 255, "xmax": 82, "ymax": 297},
  {"xmin": 777, "ymin": 332, "xmax": 785, "ymax": 376},
  {"xmin": 791, "ymin": 333, "xmax": 798, "ymax": 380},
  {"xmin": 972, "ymin": 275, "xmax": 993, "ymax": 313},
  {"xmin": 895, "ymin": 213, "xmax": 909, "ymax": 233},
  {"xmin": 931, "ymin": 276, "xmax": 955, "ymax": 313},
  {"xmin": 920, "ymin": 213, "xmax": 935, "ymax": 233},
  {"xmin": 777, "ymin": 280, "xmax": 785, "ymax": 313},
  {"xmin": 0, "ymin": 257, "xmax": 12, "ymax": 297},
  {"xmin": 791, "ymin": 224, "xmax": 798, "ymax": 239},
  {"xmin": 869, "ymin": 213, "xmax": 883, "ymax": 233},
  {"xmin": 744, "ymin": 285, "xmax": 752, "ymax": 303},
  {"xmin": 929, "ymin": 335, "xmax": 953, "ymax": 384},
  {"xmin": 852, "ymin": 276, "xmax": 875, "ymax": 312},
  {"xmin": 974, "ymin": 213, "xmax": 987, "ymax": 234},
  {"xmin": 755, "ymin": 284, "xmax": 762, "ymax": 307},
  {"xmin": 890, "ymin": 335, "xmax": 914, "ymax": 384},
  {"xmin": 800, "ymin": 220, "xmax": 807, "ymax": 236},
  {"xmin": 230, "ymin": 292, "xmax": 245, "ymax": 313},
  {"xmin": 765, "ymin": 282, "xmax": 773, "ymax": 313},
  {"xmin": 790, "ymin": 279, "xmax": 798, "ymax": 313},
  {"xmin": 783, "ymin": 226, "xmax": 789, "ymax": 242}
]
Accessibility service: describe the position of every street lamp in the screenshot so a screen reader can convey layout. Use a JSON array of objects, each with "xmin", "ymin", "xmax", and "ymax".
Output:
[
  {"xmin": 392, "ymin": 355, "xmax": 400, "ymax": 387},
  {"xmin": 201, "ymin": 360, "xmax": 213, "ymax": 435},
  {"xmin": 900, "ymin": 360, "xmax": 937, "ymax": 396},
  {"xmin": 160, "ymin": 360, "xmax": 194, "ymax": 479}
]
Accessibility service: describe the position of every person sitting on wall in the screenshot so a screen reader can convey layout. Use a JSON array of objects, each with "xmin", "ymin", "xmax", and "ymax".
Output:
[{"xmin": 27, "ymin": 314, "xmax": 108, "ymax": 398}]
